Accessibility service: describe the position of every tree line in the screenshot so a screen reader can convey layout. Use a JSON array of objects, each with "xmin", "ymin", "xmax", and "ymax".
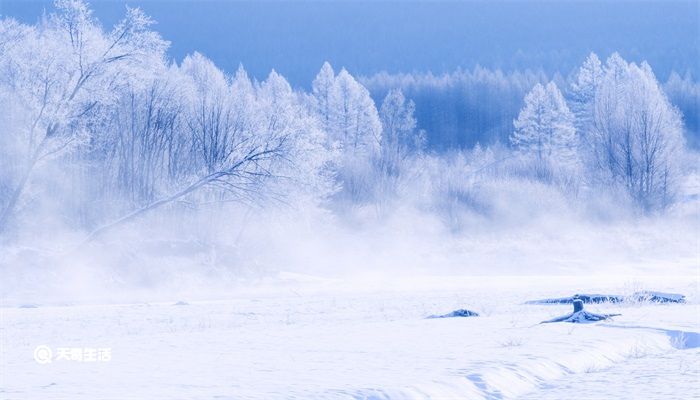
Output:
[{"xmin": 0, "ymin": 1, "xmax": 691, "ymax": 242}]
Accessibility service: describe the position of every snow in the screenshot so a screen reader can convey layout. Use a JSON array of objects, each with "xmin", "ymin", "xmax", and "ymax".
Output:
[
  {"xmin": 1, "ymin": 3, "xmax": 698, "ymax": 399},
  {"xmin": 519, "ymin": 348, "xmax": 700, "ymax": 399},
  {"xmin": 2, "ymin": 275, "xmax": 698, "ymax": 399}
]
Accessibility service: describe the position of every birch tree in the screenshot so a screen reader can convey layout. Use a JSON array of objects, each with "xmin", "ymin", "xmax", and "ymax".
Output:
[
  {"xmin": 590, "ymin": 57, "xmax": 685, "ymax": 210},
  {"xmin": 0, "ymin": 0, "xmax": 168, "ymax": 234},
  {"xmin": 379, "ymin": 88, "xmax": 422, "ymax": 177}
]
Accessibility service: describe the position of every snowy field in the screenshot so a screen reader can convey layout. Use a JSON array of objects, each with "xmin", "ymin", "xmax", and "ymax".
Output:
[
  {"xmin": 1, "ymin": 1, "xmax": 699, "ymax": 399},
  {"xmin": 2, "ymin": 275, "xmax": 698, "ymax": 400}
]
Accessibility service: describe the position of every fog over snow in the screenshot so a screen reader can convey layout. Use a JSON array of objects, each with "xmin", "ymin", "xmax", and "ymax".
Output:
[{"xmin": 0, "ymin": 1, "xmax": 698, "ymax": 399}]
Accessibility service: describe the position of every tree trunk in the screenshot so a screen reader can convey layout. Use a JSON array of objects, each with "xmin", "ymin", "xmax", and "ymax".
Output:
[{"xmin": 80, "ymin": 173, "xmax": 215, "ymax": 243}]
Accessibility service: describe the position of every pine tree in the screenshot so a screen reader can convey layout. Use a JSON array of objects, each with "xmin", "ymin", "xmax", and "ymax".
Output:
[
  {"xmin": 604, "ymin": 52, "xmax": 629, "ymax": 84},
  {"xmin": 512, "ymin": 82, "xmax": 577, "ymax": 168},
  {"xmin": 545, "ymin": 82, "xmax": 577, "ymax": 167},
  {"xmin": 335, "ymin": 68, "xmax": 382, "ymax": 157},
  {"xmin": 311, "ymin": 63, "xmax": 381, "ymax": 158},
  {"xmin": 311, "ymin": 62, "xmax": 337, "ymax": 135},
  {"xmin": 569, "ymin": 52, "xmax": 603, "ymax": 137},
  {"xmin": 310, "ymin": 64, "xmax": 382, "ymax": 202}
]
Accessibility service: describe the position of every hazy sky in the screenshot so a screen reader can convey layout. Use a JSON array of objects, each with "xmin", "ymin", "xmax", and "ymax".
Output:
[{"xmin": 2, "ymin": 1, "xmax": 698, "ymax": 87}]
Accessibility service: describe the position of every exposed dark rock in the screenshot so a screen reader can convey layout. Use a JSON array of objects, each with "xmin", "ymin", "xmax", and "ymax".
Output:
[
  {"xmin": 427, "ymin": 309, "xmax": 479, "ymax": 319},
  {"xmin": 631, "ymin": 291, "xmax": 685, "ymax": 303},
  {"xmin": 527, "ymin": 294, "xmax": 624, "ymax": 304},
  {"xmin": 527, "ymin": 291, "xmax": 685, "ymax": 305},
  {"xmin": 541, "ymin": 299, "xmax": 620, "ymax": 324}
]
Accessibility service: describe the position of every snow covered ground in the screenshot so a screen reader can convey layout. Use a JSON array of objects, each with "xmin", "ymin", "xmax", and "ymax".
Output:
[{"xmin": 1, "ymin": 275, "xmax": 698, "ymax": 399}]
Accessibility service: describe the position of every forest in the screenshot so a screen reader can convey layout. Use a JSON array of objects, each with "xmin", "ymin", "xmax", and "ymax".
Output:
[
  {"xmin": 1, "ymin": 3, "xmax": 698, "ymax": 398},
  {"xmin": 0, "ymin": 1, "xmax": 697, "ymax": 282}
]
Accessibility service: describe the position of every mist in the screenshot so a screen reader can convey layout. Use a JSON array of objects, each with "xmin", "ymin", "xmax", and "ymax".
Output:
[
  {"xmin": 1, "ymin": 2, "xmax": 699, "ymax": 399},
  {"xmin": 0, "ymin": 1, "xmax": 698, "ymax": 304}
]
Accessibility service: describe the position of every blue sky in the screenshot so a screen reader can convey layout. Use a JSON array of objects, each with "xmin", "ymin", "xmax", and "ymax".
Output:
[{"xmin": 2, "ymin": 1, "xmax": 698, "ymax": 87}]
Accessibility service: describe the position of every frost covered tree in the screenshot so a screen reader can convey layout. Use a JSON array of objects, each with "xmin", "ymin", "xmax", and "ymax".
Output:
[
  {"xmin": 181, "ymin": 52, "xmax": 239, "ymax": 175},
  {"xmin": 664, "ymin": 71, "xmax": 699, "ymax": 148},
  {"xmin": 310, "ymin": 63, "xmax": 382, "ymax": 203},
  {"xmin": 367, "ymin": 88, "xmax": 424, "ymax": 204},
  {"xmin": 511, "ymin": 82, "xmax": 577, "ymax": 172},
  {"xmin": 85, "ymin": 65, "xmax": 332, "ymax": 240},
  {"xmin": 311, "ymin": 63, "xmax": 381, "ymax": 158},
  {"xmin": 362, "ymin": 67, "xmax": 547, "ymax": 149},
  {"xmin": 379, "ymin": 88, "xmax": 422, "ymax": 177},
  {"xmin": 334, "ymin": 69, "xmax": 382, "ymax": 157},
  {"xmin": 105, "ymin": 69, "xmax": 185, "ymax": 207},
  {"xmin": 589, "ymin": 55, "xmax": 685, "ymax": 210},
  {"xmin": 569, "ymin": 53, "xmax": 603, "ymax": 140},
  {"xmin": 334, "ymin": 69, "xmax": 381, "ymax": 202},
  {"xmin": 0, "ymin": 0, "xmax": 168, "ymax": 234},
  {"xmin": 311, "ymin": 62, "xmax": 338, "ymax": 136},
  {"xmin": 256, "ymin": 70, "xmax": 334, "ymax": 205},
  {"xmin": 0, "ymin": 1, "xmax": 336, "ymax": 240}
]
